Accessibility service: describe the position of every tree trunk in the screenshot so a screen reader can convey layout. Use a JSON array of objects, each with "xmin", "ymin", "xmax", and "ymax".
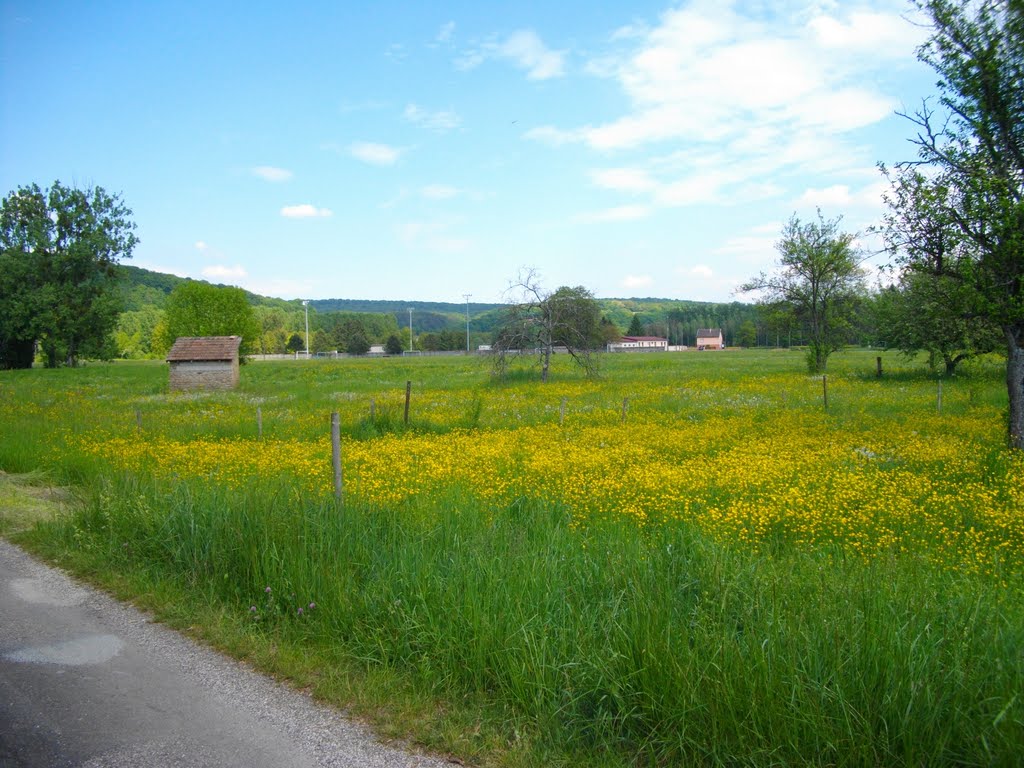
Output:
[{"xmin": 1007, "ymin": 326, "xmax": 1024, "ymax": 450}]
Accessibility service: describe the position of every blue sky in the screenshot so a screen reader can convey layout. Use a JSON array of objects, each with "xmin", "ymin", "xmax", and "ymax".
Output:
[{"xmin": 1, "ymin": 1, "xmax": 937, "ymax": 304}]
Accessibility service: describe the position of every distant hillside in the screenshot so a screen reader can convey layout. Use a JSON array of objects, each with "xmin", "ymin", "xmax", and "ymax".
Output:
[{"xmin": 117, "ymin": 265, "xmax": 761, "ymax": 345}]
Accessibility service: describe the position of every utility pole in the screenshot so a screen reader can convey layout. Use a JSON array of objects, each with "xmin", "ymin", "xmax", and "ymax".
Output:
[
  {"xmin": 463, "ymin": 293, "xmax": 472, "ymax": 353},
  {"xmin": 408, "ymin": 307, "xmax": 413, "ymax": 353},
  {"xmin": 302, "ymin": 300, "xmax": 310, "ymax": 358}
]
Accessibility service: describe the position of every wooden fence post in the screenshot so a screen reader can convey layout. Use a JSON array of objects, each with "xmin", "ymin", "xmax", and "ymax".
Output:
[
  {"xmin": 331, "ymin": 412, "xmax": 343, "ymax": 501},
  {"xmin": 937, "ymin": 380, "xmax": 943, "ymax": 414},
  {"xmin": 560, "ymin": 397, "xmax": 567, "ymax": 426},
  {"xmin": 257, "ymin": 407, "xmax": 263, "ymax": 439},
  {"xmin": 876, "ymin": 356, "xmax": 883, "ymax": 378},
  {"xmin": 135, "ymin": 409, "xmax": 142, "ymax": 432},
  {"xmin": 370, "ymin": 398, "xmax": 376, "ymax": 422},
  {"xmin": 621, "ymin": 397, "xmax": 629, "ymax": 423},
  {"xmin": 822, "ymin": 375, "xmax": 829, "ymax": 411},
  {"xmin": 404, "ymin": 381, "xmax": 412, "ymax": 425}
]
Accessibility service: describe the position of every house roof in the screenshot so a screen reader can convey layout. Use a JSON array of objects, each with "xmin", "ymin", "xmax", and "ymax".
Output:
[
  {"xmin": 620, "ymin": 336, "xmax": 668, "ymax": 342},
  {"xmin": 166, "ymin": 336, "xmax": 242, "ymax": 362},
  {"xmin": 696, "ymin": 328, "xmax": 723, "ymax": 337}
]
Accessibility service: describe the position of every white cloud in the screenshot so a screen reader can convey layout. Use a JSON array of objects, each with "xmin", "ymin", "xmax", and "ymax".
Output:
[
  {"xmin": 436, "ymin": 21, "xmax": 455, "ymax": 44},
  {"xmin": 575, "ymin": 204, "xmax": 651, "ymax": 223},
  {"xmin": 404, "ymin": 104, "xmax": 461, "ymax": 132},
  {"xmin": 809, "ymin": 11, "xmax": 928, "ymax": 54},
  {"xmin": 280, "ymin": 204, "xmax": 333, "ymax": 218},
  {"xmin": 459, "ymin": 29, "xmax": 565, "ymax": 80},
  {"xmin": 796, "ymin": 181, "xmax": 890, "ymax": 213},
  {"xmin": 194, "ymin": 241, "xmax": 209, "ymax": 252},
  {"xmin": 349, "ymin": 142, "xmax": 402, "ymax": 166},
  {"xmin": 421, "ymin": 184, "xmax": 459, "ymax": 200},
  {"xmin": 623, "ymin": 274, "xmax": 653, "ymax": 289},
  {"xmin": 498, "ymin": 30, "xmax": 565, "ymax": 79},
  {"xmin": 689, "ymin": 265, "xmax": 714, "ymax": 279},
  {"xmin": 251, "ymin": 166, "xmax": 293, "ymax": 182},
  {"xmin": 526, "ymin": 1, "xmax": 923, "ymax": 212},
  {"xmin": 398, "ymin": 218, "xmax": 472, "ymax": 254},
  {"xmin": 201, "ymin": 264, "xmax": 247, "ymax": 280},
  {"xmin": 590, "ymin": 167, "xmax": 657, "ymax": 193}
]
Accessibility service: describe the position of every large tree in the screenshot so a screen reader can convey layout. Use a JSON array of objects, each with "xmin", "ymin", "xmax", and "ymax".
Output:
[
  {"xmin": 492, "ymin": 270, "xmax": 602, "ymax": 382},
  {"xmin": 153, "ymin": 281, "xmax": 260, "ymax": 359},
  {"xmin": 0, "ymin": 182, "xmax": 138, "ymax": 368},
  {"xmin": 740, "ymin": 211, "xmax": 866, "ymax": 373},
  {"xmin": 883, "ymin": 0, "xmax": 1024, "ymax": 447}
]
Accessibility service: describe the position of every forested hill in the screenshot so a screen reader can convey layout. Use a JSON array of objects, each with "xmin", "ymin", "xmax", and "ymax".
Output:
[{"xmin": 116, "ymin": 265, "xmax": 764, "ymax": 347}]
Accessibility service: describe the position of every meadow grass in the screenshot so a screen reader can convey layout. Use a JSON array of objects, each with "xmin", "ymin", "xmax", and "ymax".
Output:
[{"xmin": 1, "ymin": 349, "xmax": 1022, "ymax": 766}]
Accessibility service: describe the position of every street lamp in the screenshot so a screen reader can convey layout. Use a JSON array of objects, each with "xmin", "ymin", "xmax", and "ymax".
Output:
[
  {"xmin": 463, "ymin": 293, "xmax": 472, "ymax": 353},
  {"xmin": 302, "ymin": 300, "xmax": 309, "ymax": 358},
  {"xmin": 408, "ymin": 307, "xmax": 413, "ymax": 353}
]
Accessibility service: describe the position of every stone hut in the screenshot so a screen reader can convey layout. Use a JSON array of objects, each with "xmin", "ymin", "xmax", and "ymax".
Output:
[{"xmin": 166, "ymin": 336, "xmax": 242, "ymax": 391}]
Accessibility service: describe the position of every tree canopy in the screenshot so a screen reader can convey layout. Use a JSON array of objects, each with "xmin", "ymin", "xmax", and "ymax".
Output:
[
  {"xmin": 884, "ymin": 0, "xmax": 1024, "ymax": 447},
  {"xmin": 741, "ymin": 211, "xmax": 865, "ymax": 373},
  {"xmin": 153, "ymin": 282, "xmax": 260, "ymax": 359},
  {"xmin": 492, "ymin": 271, "xmax": 602, "ymax": 382},
  {"xmin": 0, "ymin": 182, "xmax": 138, "ymax": 368}
]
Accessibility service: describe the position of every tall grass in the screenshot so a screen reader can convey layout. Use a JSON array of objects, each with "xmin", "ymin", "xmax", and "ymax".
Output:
[
  {"xmin": 3, "ymin": 350, "xmax": 1022, "ymax": 765},
  {"xmin": 28, "ymin": 473, "xmax": 1024, "ymax": 765}
]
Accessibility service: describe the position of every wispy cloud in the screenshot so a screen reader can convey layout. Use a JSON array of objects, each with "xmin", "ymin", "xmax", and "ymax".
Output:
[
  {"xmin": 398, "ymin": 218, "xmax": 472, "ymax": 254},
  {"xmin": 528, "ymin": 2, "xmax": 926, "ymax": 211},
  {"xmin": 574, "ymin": 204, "xmax": 651, "ymax": 223},
  {"xmin": 623, "ymin": 274, "xmax": 653, "ymax": 289},
  {"xmin": 202, "ymin": 264, "xmax": 247, "ymax": 280},
  {"xmin": 280, "ymin": 204, "xmax": 332, "ymax": 218},
  {"xmin": 251, "ymin": 166, "xmax": 293, "ymax": 182},
  {"xmin": 590, "ymin": 168, "xmax": 658, "ymax": 193},
  {"xmin": 458, "ymin": 29, "xmax": 566, "ymax": 80},
  {"xmin": 436, "ymin": 21, "xmax": 455, "ymax": 44},
  {"xmin": 404, "ymin": 104, "xmax": 461, "ymax": 132},
  {"xmin": 349, "ymin": 141, "xmax": 402, "ymax": 166},
  {"xmin": 421, "ymin": 184, "xmax": 459, "ymax": 200},
  {"xmin": 194, "ymin": 241, "xmax": 209, "ymax": 252}
]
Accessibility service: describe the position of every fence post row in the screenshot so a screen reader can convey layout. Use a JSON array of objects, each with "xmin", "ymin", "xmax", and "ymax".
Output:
[{"xmin": 404, "ymin": 381, "xmax": 412, "ymax": 425}]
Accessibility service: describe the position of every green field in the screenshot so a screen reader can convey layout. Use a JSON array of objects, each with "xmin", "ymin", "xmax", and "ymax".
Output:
[{"xmin": 1, "ymin": 349, "xmax": 1021, "ymax": 766}]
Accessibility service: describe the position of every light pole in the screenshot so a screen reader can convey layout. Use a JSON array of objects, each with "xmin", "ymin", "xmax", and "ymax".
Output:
[
  {"xmin": 302, "ymin": 300, "xmax": 310, "ymax": 358},
  {"xmin": 408, "ymin": 307, "xmax": 413, "ymax": 353},
  {"xmin": 463, "ymin": 293, "xmax": 472, "ymax": 353}
]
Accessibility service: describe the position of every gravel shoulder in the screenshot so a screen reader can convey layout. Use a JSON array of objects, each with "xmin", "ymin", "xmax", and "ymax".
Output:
[{"xmin": 0, "ymin": 539, "xmax": 455, "ymax": 768}]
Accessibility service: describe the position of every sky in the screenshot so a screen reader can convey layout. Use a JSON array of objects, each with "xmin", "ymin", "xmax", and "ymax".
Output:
[{"xmin": 1, "ymin": 1, "xmax": 939, "ymax": 305}]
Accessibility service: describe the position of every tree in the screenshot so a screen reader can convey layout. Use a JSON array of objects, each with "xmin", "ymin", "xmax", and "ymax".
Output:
[
  {"xmin": 492, "ymin": 270, "xmax": 602, "ymax": 382},
  {"xmin": 346, "ymin": 330, "xmax": 370, "ymax": 355},
  {"xmin": 384, "ymin": 334, "xmax": 404, "ymax": 355},
  {"xmin": 736, "ymin": 320, "xmax": 758, "ymax": 348},
  {"xmin": 599, "ymin": 316, "xmax": 622, "ymax": 346},
  {"xmin": 883, "ymin": 0, "xmax": 1024, "ymax": 447},
  {"xmin": 627, "ymin": 314, "xmax": 645, "ymax": 336},
  {"xmin": 285, "ymin": 333, "xmax": 304, "ymax": 353},
  {"xmin": 740, "ymin": 211, "xmax": 866, "ymax": 373},
  {"xmin": 154, "ymin": 282, "xmax": 260, "ymax": 359},
  {"xmin": 874, "ymin": 270, "xmax": 1001, "ymax": 375},
  {"xmin": 0, "ymin": 182, "xmax": 138, "ymax": 368}
]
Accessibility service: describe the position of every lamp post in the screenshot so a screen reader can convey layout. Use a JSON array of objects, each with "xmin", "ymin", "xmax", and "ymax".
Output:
[
  {"xmin": 302, "ymin": 300, "xmax": 309, "ymax": 358},
  {"xmin": 408, "ymin": 307, "xmax": 413, "ymax": 353},
  {"xmin": 463, "ymin": 293, "xmax": 472, "ymax": 353}
]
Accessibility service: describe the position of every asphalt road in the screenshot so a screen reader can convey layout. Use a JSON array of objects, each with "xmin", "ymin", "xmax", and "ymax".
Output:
[{"xmin": 0, "ymin": 540, "xmax": 453, "ymax": 768}]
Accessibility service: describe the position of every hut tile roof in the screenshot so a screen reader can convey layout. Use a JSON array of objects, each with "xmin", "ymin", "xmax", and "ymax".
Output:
[{"xmin": 166, "ymin": 336, "xmax": 242, "ymax": 362}]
